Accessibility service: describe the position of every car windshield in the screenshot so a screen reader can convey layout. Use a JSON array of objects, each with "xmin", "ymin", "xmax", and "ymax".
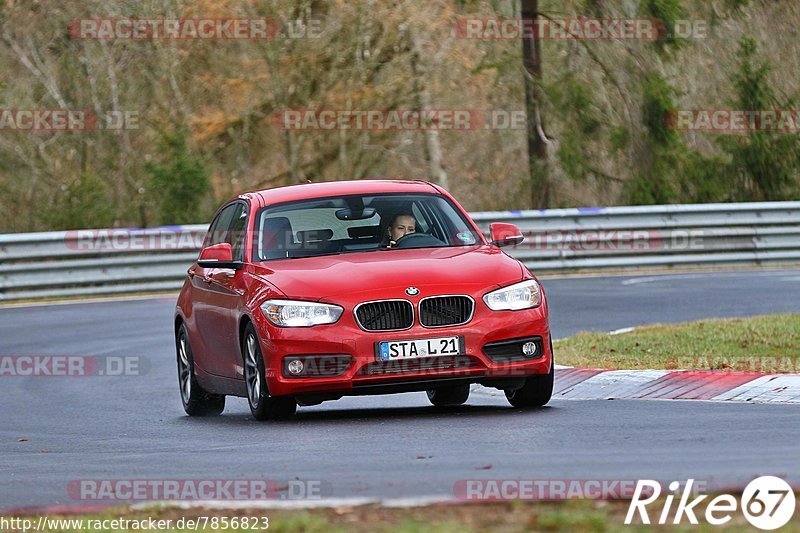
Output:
[{"xmin": 253, "ymin": 193, "xmax": 482, "ymax": 261}]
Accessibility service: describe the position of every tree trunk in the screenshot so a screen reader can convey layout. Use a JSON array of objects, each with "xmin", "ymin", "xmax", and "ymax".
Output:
[
  {"xmin": 521, "ymin": 0, "xmax": 550, "ymax": 208},
  {"xmin": 411, "ymin": 34, "xmax": 449, "ymax": 191}
]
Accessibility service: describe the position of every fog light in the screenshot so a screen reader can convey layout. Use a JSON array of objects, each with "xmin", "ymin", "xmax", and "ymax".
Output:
[
  {"xmin": 521, "ymin": 342, "xmax": 538, "ymax": 357},
  {"xmin": 287, "ymin": 359, "xmax": 304, "ymax": 375}
]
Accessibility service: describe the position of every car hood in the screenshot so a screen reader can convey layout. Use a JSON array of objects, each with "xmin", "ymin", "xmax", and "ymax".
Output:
[{"xmin": 248, "ymin": 245, "xmax": 526, "ymax": 302}]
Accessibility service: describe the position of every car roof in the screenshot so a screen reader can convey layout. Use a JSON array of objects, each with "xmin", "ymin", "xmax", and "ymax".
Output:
[{"xmin": 246, "ymin": 179, "xmax": 442, "ymax": 208}]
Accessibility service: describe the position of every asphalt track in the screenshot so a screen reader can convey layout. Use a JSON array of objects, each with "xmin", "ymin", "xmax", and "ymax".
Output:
[{"xmin": 1, "ymin": 269, "xmax": 800, "ymax": 510}]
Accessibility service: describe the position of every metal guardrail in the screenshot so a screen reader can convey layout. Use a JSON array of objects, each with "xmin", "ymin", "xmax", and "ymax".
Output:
[
  {"xmin": 1, "ymin": 201, "xmax": 799, "ymax": 301},
  {"xmin": 0, "ymin": 227, "xmax": 207, "ymax": 301},
  {"xmin": 471, "ymin": 201, "xmax": 800, "ymax": 271}
]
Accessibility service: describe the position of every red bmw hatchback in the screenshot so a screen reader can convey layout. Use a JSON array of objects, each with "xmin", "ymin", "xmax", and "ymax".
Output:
[{"xmin": 175, "ymin": 180, "xmax": 553, "ymax": 420}]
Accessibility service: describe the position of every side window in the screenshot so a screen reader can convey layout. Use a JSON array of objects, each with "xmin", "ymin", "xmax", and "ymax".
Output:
[
  {"xmin": 228, "ymin": 203, "xmax": 248, "ymax": 261},
  {"xmin": 205, "ymin": 204, "xmax": 237, "ymax": 248}
]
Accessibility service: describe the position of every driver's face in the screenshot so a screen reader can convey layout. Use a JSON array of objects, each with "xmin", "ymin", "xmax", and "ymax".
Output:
[{"xmin": 389, "ymin": 215, "xmax": 416, "ymax": 241}]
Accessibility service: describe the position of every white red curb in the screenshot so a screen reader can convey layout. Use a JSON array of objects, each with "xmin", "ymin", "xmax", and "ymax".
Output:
[
  {"xmin": 473, "ymin": 369, "xmax": 800, "ymax": 403},
  {"xmin": 550, "ymin": 369, "xmax": 800, "ymax": 403}
]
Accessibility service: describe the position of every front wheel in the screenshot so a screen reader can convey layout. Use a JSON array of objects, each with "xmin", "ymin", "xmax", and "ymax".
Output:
[
  {"xmin": 176, "ymin": 323, "xmax": 225, "ymax": 416},
  {"xmin": 243, "ymin": 323, "xmax": 296, "ymax": 421},
  {"xmin": 505, "ymin": 352, "xmax": 554, "ymax": 408},
  {"xmin": 426, "ymin": 384, "xmax": 470, "ymax": 406}
]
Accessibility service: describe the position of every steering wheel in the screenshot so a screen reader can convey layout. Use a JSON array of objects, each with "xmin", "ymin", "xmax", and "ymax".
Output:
[{"xmin": 393, "ymin": 232, "xmax": 444, "ymax": 249}]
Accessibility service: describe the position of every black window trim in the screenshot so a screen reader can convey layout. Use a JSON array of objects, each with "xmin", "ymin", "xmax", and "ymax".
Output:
[{"xmin": 203, "ymin": 199, "xmax": 250, "ymax": 261}]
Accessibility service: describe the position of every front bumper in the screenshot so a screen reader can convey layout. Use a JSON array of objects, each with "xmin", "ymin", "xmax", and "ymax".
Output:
[{"xmin": 253, "ymin": 302, "xmax": 551, "ymax": 397}]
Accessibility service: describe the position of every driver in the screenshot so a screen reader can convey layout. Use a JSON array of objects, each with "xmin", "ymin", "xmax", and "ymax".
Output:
[{"xmin": 384, "ymin": 213, "xmax": 416, "ymax": 248}]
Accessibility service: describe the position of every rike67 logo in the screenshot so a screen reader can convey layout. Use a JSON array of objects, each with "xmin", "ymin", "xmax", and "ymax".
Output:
[{"xmin": 626, "ymin": 476, "xmax": 796, "ymax": 530}]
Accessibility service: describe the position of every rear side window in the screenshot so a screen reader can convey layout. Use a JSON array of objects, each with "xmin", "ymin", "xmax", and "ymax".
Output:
[
  {"xmin": 205, "ymin": 204, "xmax": 237, "ymax": 247},
  {"xmin": 204, "ymin": 202, "xmax": 249, "ymax": 261},
  {"xmin": 228, "ymin": 203, "xmax": 248, "ymax": 261}
]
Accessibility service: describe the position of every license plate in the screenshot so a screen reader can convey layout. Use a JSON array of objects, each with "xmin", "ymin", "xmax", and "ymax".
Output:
[{"xmin": 376, "ymin": 336, "xmax": 464, "ymax": 361}]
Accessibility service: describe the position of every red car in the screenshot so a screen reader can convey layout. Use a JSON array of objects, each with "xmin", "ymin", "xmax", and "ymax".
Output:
[{"xmin": 174, "ymin": 180, "xmax": 553, "ymax": 420}]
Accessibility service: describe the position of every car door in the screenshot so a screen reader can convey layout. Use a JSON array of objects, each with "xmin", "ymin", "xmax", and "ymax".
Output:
[
  {"xmin": 190, "ymin": 202, "xmax": 240, "ymax": 377},
  {"xmin": 202, "ymin": 201, "xmax": 251, "ymax": 378}
]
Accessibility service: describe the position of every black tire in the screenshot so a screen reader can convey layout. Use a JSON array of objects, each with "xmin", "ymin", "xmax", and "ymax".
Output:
[
  {"xmin": 242, "ymin": 323, "xmax": 296, "ymax": 421},
  {"xmin": 426, "ymin": 384, "xmax": 470, "ymax": 406},
  {"xmin": 176, "ymin": 323, "xmax": 225, "ymax": 416},
  {"xmin": 505, "ymin": 342, "xmax": 554, "ymax": 408}
]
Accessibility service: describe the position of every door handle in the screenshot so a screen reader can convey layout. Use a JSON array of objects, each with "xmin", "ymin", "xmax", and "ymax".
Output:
[{"xmin": 210, "ymin": 269, "xmax": 236, "ymax": 281}]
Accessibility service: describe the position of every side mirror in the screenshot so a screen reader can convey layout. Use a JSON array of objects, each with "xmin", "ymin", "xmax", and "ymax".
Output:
[
  {"xmin": 197, "ymin": 243, "xmax": 243, "ymax": 269},
  {"xmin": 489, "ymin": 222, "xmax": 524, "ymax": 248}
]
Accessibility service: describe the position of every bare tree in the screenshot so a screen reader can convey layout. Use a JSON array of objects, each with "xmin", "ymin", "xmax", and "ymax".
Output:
[{"xmin": 521, "ymin": 0, "xmax": 551, "ymax": 208}]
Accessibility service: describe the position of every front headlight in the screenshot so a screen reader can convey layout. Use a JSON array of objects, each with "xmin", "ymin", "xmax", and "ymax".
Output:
[
  {"xmin": 483, "ymin": 279, "xmax": 541, "ymax": 311},
  {"xmin": 260, "ymin": 299, "xmax": 344, "ymax": 327}
]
